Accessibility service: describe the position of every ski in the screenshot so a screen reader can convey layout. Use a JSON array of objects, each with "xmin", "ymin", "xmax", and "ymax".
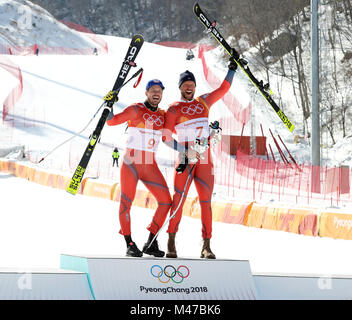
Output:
[
  {"xmin": 193, "ymin": 3, "xmax": 295, "ymax": 133},
  {"xmin": 66, "ymin": 34, "xmax": 144, "ymax": 195}
]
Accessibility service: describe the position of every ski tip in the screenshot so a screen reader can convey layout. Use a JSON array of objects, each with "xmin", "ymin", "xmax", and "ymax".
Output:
[
  {"xmin": 66, "ymin": 181, "xmax": 80, "ymax": 195},
  {"xmin": 193, "ymin": 2, "xmax": 200, "ymax": 12},
  {"xmin": 132, "ymin": 34, "xmax": 144, "ymax": 43},
  {"xmin": 66, "ymin": 188, "xmax": 77, "ymax": 196}
]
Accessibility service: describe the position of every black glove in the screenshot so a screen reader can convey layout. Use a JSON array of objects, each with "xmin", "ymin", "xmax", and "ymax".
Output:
[
  {"xmin": 176, "ymin": 153, "xmax": 188, "ymax": 174},
  {"xmin": 230, "ymin": 48, "xmax": 240, "ymax": 60},
  {"xmin": 210, "ymin": 121, "xmax": 220, "ymax": 130},
  {"xmin": 228, "ymin": 57, "xmax": 238, "ymax": 71}
]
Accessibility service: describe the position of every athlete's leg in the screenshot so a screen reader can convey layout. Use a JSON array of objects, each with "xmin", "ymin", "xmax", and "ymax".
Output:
[
  {"xmin": 140, "ymin": 163, "xmax": 172, "ymax": 235},
  {"xmin": 118, "ymin": 160, "xmax": 139, "ymax": 236},
  {"xmin": 193, "ymin": 161, "xmax": 214, "ymax": 239},
  {"xmin": 167, "ymin": 164, "xmax": 195, "ymax": 234},
  {"xmin": 193, "ymin": 159, "xmax": 216, "ymax": 259}
]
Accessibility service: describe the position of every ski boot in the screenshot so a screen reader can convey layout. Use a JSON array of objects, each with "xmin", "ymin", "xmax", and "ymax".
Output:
[
  {"xmin": 126, "ymin": 242, "xmax": 143, "ymax": 257},
  {"xmin": 142, "ymin": 239, "xmax": 165, "ymax": 258},
  {"xmin": 200, "ymin": 238, "xmax": 216, "ymax": 259},
  {"xmin": 166, "ymin": 233, "xmax": 177, "ymax": 258}
]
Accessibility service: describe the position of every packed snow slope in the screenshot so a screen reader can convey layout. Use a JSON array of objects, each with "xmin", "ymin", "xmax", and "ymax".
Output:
[
  {"xmin": 1, "ymin": 35, "xmax": 268, "ymax": 170},
  {"xmin": 2, "ymin": 171, "xmax": 352, "ymax": 276}
]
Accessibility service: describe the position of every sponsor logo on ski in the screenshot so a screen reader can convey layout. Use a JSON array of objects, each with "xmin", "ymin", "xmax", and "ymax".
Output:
[
  {"xmin": 198, "ymin": 13, "xmax": 223, "ymax": 42},
  {"xmin": 119, "ymin": 46, "xmax": 138, "ymax": 79},
  {"xmin": 277, "ymin": 110, "xmax": 293, "ymax": 131},
  {"xmin": 199, "ymin": 13, "xmax": 210, "ymax": 28},
  {"xmin": 68, "ymin": 165, "xmax": 86, "ymax": 193},
  {"xmin": 211, "ymin": 28, "xmax": 223, "ymax": 42},
  {"xmin": 128, "ymin": 46, "xmax": 138, "ymax": 61}
]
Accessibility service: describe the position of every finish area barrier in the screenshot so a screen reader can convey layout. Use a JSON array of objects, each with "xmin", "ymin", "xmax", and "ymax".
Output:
[{"xmin": 1, "ymin": 159, "xmax": 352, "ymax": 240}]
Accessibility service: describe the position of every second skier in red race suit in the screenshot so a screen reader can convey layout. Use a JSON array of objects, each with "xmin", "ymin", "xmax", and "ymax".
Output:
[
  {"xmin": 105, "ymin": 79, "xmax": 171, "ymax": 258},
  {"xmin": 162, "ymin": 58, "xmax": 238, "ymax": 259}
]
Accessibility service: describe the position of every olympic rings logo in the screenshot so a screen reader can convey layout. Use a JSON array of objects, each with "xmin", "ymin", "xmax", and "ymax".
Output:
[
  {"xmin": 150, "ymin": 265, "xmax": 190, "ymax": 284},
  {"xmin": 181, "ymin": 104, "xmax": 204, "ymax": 116},
  {"xmin": 143, "ymin": 113, "xmax": 164, "ymax": 127}
]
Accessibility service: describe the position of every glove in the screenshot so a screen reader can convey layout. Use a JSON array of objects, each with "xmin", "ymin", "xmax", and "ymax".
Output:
[
  {"xmin": 176, "ymin": 154, "xmax": 188, "ymax": 174},
  {"xmin": 228, "ymin": 57, "xmax": 238, "ymax": 71},
  {"xmin": 209, "ymin": 121, "xmax": 222, "ymax": 147},
  {"xmin": 175, "ymin": 147, "xmax": 200, "ymax": 174},
  {"xmin": 210, "ymin": 121, "xmax": 220, "ymax": 130},
  {"xmin": 230, "ymin": 48, "xmax": 240, "ymax": 60},
  {"xmin": 186, "ymin": 147, "xmax": 202, "ymax": 163},
  {"xmin": 104, "ymin": 90, "xmax": 118, "ymax": 105},
  {"xmin": 190, "ymin": 138, "xmax": 208, "ymax": 160}
]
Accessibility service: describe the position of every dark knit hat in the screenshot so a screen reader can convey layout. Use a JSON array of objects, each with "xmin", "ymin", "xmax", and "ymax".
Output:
[{"xmin": 178, "ymin": 70, "xmax": 196, "ymax": 88}]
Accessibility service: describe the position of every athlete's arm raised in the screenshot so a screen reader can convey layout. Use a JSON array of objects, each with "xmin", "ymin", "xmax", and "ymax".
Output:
[
  {"xmin": 199, "ymin": 59, "xmax": 237, "ymax": 108},
  {"xmin": 107, "ymin": 104, "xmax": 139, "ymax": 126}
]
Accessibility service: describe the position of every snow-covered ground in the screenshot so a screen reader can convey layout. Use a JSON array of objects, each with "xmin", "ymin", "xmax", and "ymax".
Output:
[{"xmin": 2, "ymin": 171, "xmax": 352, "ymax": 276}]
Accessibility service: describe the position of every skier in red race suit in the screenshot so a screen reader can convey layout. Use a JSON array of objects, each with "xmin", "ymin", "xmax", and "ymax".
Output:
[
  {"xmin": 105, "ymin": 79, "xmax": 171, "ymax": 258},
  {"xmin": 162, "ymin": 58, "xmax": 237, "ymax": 259}
]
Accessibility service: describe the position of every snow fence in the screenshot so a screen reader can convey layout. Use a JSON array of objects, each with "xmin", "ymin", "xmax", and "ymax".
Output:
[
  {"xmin": 0, "ymin": 56, "xmax": 23, "ymax": 121},
  {"xmin": 1, "ymin": 159, "xmax": 352, "ymax": 241}
]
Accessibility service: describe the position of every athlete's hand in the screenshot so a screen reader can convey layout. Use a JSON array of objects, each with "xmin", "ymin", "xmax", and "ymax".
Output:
[
  {"xmin": 104, "ymin": 90, "xmax": 119, "ymax": 105},
  {"xmin": 230, "ymin": 48, "xmax": 240, "ymax": 61},
  {"xmin": 186, "ymin": 148, "xmax": 201, "ymax": 162},
  {"xmin": 228, "ymin": 57, "xmax": 238, "ymax": 71}
]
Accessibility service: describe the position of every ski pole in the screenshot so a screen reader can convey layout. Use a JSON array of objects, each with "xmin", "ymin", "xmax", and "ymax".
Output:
[
  {"xmin": 38, "ymin": 68, "xmax": 143, "ymax": 164},
  {"xmin": 146, "ymin": 160, "xmax": 198, "ymax": 250}
]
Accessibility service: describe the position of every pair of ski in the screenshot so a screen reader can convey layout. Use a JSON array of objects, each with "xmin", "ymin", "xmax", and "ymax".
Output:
[{"xmin": 193, "ymin": 2, "xmax": 294, "ymax": 133}]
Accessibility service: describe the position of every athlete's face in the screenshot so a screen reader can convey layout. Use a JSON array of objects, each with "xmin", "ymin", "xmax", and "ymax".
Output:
[
  {"xmin": 145, "ymin": 85, "xmax": 163, "ymax": 107},
  {"xmin": 180, "ymin": 81, "xmax": 196, "ymax": 101}
]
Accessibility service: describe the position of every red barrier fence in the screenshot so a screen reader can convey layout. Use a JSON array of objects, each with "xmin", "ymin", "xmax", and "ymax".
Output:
[
  {"xmin": 212, "ymin": 143, "xmax": 352, "ymax": 206},
  {"xmin": 0, "ymin": 56, "xmax": 23, "ymax": 121},
  {"xmin": 156, "ymin": 41, "xmax": 197, "ymax": 49}
]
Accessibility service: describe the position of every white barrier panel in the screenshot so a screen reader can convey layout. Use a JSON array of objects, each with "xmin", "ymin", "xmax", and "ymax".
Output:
[
  {"xmin": 254, "ymin": 272, "xmax": 352, "ymax": 300},
  {"xmin": 0, "ymin": 268, "xmax": 93, "ymax": 300},
  {"xmin": 60, "ymin": 254, "xmax": 258, "ymax": 300}
]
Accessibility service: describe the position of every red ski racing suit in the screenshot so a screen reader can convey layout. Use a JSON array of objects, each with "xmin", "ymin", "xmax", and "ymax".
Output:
[
  {"xmin": 163, "ymin": 71, "xmax": 234, "ymax": 239},
  {"xmin": 107, "ymin": 103, "xmax": 172, "ymax": 236}
]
